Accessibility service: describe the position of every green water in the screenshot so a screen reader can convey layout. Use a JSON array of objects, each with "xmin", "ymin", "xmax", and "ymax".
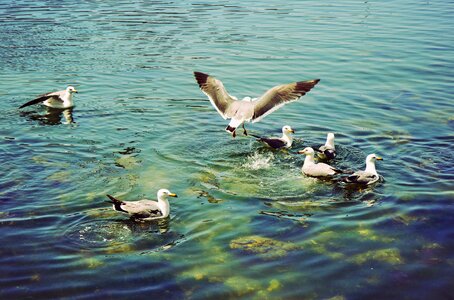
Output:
[{"xmin": 1, "ymin": 0, "xmax": 453, "ymax": 299}]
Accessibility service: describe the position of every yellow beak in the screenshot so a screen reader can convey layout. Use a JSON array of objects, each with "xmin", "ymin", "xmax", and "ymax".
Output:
[
  {"xmin": 169, "ymin": 193, "xmax": 178, "ymax": 198},
  {"xmin": 73, "ymin": 90, "xmax": 78, "ymax": 93},
  {"xmin": 297, "ymin": 150, "xmax": 305, "ymax": 154},
  {"xmin": 290, "ymin": 129, "xmax": 295, "ymax": 134},
  {"xmin": 376, "ymin": 156, "xmax": 383, "ymax": 161}
]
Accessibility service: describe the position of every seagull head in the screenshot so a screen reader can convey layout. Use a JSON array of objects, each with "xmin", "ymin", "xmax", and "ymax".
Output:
[
  {"xmin": 66, "ymin": 86, "xmax": 78, "ymax": 94},
  {"xmin": 366, "ymin": 154, "xmax": 383, "ymax": 163},
  {"xmin": 157, "ymin": 189, "xmax": 178, "ymax": 200},
  {"xmin": 298, "ymin": 147, "xmax": 315, "ymax": 156},
  {"xmin": 282, "ymin": 125, "xmax": 295, "ymax": 134}
]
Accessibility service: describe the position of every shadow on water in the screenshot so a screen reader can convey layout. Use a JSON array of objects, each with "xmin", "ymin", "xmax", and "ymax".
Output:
[{"xmin": 20, "ymin": 107, "xmax": 75, "ymax": 125}]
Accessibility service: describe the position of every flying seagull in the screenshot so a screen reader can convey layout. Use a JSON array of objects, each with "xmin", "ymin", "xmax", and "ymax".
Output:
[
  {"xmin": 194, "ymin": 71, "xmax": 320, "ymax": 137},
  {"xmin": 19, "ymin": 86, "xmax": 78, "ymax": 109},
  {"xmin": 298, "ymin": 147, "xmax": 344, "ymax": 177},
  {"xmin": 316, "ymin": 132, "xmax": 336, "ymax": 160},
  {"xmin": 251, "ymin": 125, "xmax": 295, "ymax": 149},
  {"xmin": 343, "ymin": 154, "xmax": 383, "ymax": 185},
  {"xmin": 106, "ymin": 189, "xmax": 178, "ymax": 221}
]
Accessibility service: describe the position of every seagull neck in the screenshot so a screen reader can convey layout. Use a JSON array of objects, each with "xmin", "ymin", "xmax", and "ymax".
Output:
[
  {"xmin": 325, "ymin": 138, "xmax": 335, "ymax": 149},
  {"xmin": 158, "ymin": 196, "xmax": 170, "ymax": 218},
  {"xmin": 365, "ymin": 160, "xmax": 377, "ymax": 175},
  {"xmin": 63, "ymin": 91, "xmax": 74, "ymax": 106},
  {"xmin": 304, "ymin": 154, "xmax": 316, "ymax": 165},
  {"xmin": 282, "ymin": 132, "xmax": 293, "ymax": 145}
]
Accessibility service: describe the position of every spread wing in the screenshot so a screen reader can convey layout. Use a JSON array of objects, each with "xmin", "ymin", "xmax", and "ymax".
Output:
[
  {"xmin": 251, "ymin": 79, "xmax": 320, "ymax": 123},
  {"xmin": 19, "ymin": 91, "xmax": 63, "ymax": 109},
  {"xmin": 194, "ymin": 71, "xmax": 236, "ymax": 119}
]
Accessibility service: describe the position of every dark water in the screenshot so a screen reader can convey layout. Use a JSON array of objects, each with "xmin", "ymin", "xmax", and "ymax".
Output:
[{"xmin": 1, "ymin": 0, "xmax": 453, "ymax": 299}]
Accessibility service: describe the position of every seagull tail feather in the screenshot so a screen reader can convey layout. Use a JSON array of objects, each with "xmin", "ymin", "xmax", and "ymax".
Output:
[
  {"xmin": 106, "ymin": 195, "xmax": 128, "ymax": 213},
  {"xmin": 225, "ymin": 125, "xmax": 236, "ymax": 133},
  {"xmin": 225, "ymin": 125, "xmax": 237, "ymax": 138},
  {"xmin": 332, "ymin": 168, "xmax": 353, "ymax": 175}
]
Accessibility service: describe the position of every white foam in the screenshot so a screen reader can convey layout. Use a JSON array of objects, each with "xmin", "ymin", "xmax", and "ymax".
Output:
[{"xmin": 242, "ymin": 152, "xmax": 274, "ymax": 170}]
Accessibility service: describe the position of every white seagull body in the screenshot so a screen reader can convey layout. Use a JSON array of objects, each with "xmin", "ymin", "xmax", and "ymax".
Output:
[
  {"xmin": 106, "ymin": 189, "xmax": 178, "ymax": 221},
  {"xmin": 343, "ymin": 154, "xmax": 383, "ymax": 185},
  {"xmin": 194, "ymin": 72, "xmax": 320, "ymax": 137},
  {"xmin": 298, "ymin": 147, "xmax": 343, "ymax": 177},
  {"xmin": 19, "ymin": 86, "xmax": 78, "ymax": 109},
  {"xmin": 251, "ymin": 125, "xmax": 295, "ymax": 149},
  {"xmin": 317, "ymin": 132, "xmax": 336, "ymax": 160}
]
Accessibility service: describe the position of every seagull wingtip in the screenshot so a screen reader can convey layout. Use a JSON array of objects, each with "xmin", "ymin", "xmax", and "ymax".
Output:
[
  {"xmin": 193, "ymin": 71, "xmax": 208, "ymax": 77},
  {"xmin": 193, "ymin": 71, "xmax": 209, "ymax": 86}
]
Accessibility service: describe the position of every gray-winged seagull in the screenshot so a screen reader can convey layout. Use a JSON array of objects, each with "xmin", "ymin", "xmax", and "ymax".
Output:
[
  {"xmin": 316, "ymin": 132, "xmax": 336, "ymax": 160},
  {"xmin": 19, "ymin": 86, "xmax": 78, "ymax": 109},
  {"xmin": 343, "ymin": 154, "xmax": 383, "ymax": 185},
  {"xmin": 298, "ymin": 147, "xmax": 344, "ymax": 177},
  {"xmin": 251, "ymin": 125, "xmax": 295, "ymax": 149},
  {"xmin": 194, "ymin": 72, "xmax": 320, "ymax": 137},
  {"xmin": 106, "ymin": 189, "xmax": 178, "ymax": 221}
]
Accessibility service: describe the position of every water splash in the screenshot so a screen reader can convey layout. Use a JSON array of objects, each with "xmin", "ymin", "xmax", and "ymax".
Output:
[{"xmin": 242, "ymin": 152, "xmax": 274, "ymax": 170}]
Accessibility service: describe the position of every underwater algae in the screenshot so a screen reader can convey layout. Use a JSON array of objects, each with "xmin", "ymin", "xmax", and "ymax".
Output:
[
  {"xmin": 230, "ymin": 235, "xmax": 300, "ymax": 259},
  {"xmin": 349, "ymin": 248, "xmax": 403, "ymax": 265},
  {"xmin": 46, "ymin": 171, "xmax": 72, "ymax": 183},
  {"xmin": 115, "ymin": 155, "xmax": 141, "ymax": 170}
]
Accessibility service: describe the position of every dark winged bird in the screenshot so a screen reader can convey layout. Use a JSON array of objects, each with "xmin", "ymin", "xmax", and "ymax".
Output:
[
  {"xmin": 106, "ymin": 189, "xmax": 178, "ymax": 221},
  {"xmin": 194, "ymin": 71, "xmax": 319, "ymax": 137},
  {"xmin": 343, "ymin": 154, "xmax": 383, "ymax": 185},
  {"xmin": 316, "ymin": 132, "xmax": 337, "ymax": 160},
  {"xmin": 19, "ymin": 86, "xmax": 78, "ymax": 109},
  {"xmin": 251, "ymin": 125, "xmax": 295, "ymax": 149}
]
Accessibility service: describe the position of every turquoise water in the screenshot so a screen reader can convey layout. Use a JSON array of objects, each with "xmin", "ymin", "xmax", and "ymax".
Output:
[{"xmin": 1, "ymin": 0, "xmax": 454, "ymax": 299}]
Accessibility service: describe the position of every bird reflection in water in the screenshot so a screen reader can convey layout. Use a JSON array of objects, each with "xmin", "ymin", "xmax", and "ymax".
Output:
[
  {"xmin": 120, "ymin": 217, "xmax": 171, "ymax": 234},
  {"xmin": 20, "ymin": 107, "xmax": 75, "ymax": 125}
]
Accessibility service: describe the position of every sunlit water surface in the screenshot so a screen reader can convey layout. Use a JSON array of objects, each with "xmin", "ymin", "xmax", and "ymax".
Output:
[{"xmin": 1, "ymin": 1, "xmax": 453, "ymax": 299}]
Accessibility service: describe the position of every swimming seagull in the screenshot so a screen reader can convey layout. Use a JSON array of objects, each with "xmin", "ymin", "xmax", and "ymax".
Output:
[
  {"xmin": 343, "ymin": 154, "xmax": 383, "ymax": 185},
  {"xmin": 106, "ymin": 189, "xmax": 178, "ymax": 221},
  {"xmin": 251, "ymin": 125, "xmax": 295, "ymax": 149},
  {"xmin": 19, "ymin": 86, "xmax": 78, "ymax": 109},
  {"xmin": 194, "ymin": 71, "xmax": 320, "ymax": 137},
  {"xmin": 298, "ymin": 147, "xmax": 344, "ymax": 177},
  {"xmin": 316, "ymin": 132, "xmax": 336, "ymax": 160}
]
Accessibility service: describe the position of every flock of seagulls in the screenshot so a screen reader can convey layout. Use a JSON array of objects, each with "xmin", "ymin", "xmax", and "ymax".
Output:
[{"xmin": 18, "ymin": 71, "xmax": 383, "ymax": 221}]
